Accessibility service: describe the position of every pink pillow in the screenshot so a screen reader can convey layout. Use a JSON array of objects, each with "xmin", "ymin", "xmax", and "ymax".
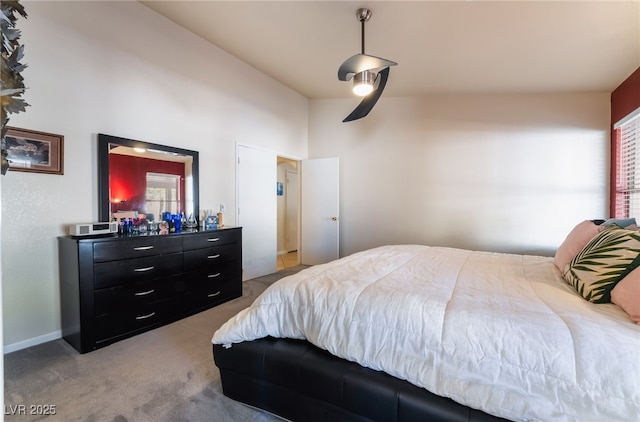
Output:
[
  {"xmin": 612, "ymin": 267, "xmax": 640, "ymax": 324},
  {"xmin": 554, "ymin": 220, "xmax": 600, "ymax": 271}
]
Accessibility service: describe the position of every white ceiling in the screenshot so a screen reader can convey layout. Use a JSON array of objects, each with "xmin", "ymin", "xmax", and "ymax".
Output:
[{"xmin": 140, "ymin": 0, "xmax": 640, "ymax": 99}]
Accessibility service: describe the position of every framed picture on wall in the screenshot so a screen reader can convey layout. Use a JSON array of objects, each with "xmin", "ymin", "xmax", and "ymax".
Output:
[{"xmin": 4, "ymin": 127, "xmax": 64, "ymax": 175}]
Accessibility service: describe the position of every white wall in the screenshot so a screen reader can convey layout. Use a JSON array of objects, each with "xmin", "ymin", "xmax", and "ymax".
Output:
[
  {"xmin": 1, "ymin": 1, "xmax": 613, "ymax": 352},
  {"xmin": 309, "ymin": 93, "xmax": 609, "ymax": 257},
  {"xmin": 1, "ymin": 1, "xmax": 308, "ymax": 351}
]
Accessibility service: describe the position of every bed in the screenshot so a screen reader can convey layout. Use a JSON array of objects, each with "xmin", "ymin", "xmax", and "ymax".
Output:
[{"xmin": 212, "ymin": 221, "xmax": 640, "ymax": 421}]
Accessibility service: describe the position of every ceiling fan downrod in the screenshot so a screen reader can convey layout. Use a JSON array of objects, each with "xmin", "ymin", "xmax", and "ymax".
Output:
[{"xmin": 356, "ymin": 8, "xmax": 372, "ymax": 55}]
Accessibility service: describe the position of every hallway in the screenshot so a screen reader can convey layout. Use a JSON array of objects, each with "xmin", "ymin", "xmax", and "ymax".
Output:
[{"xmin": 277, "ymin": 251, "xmax": 298, "ymax": 271}]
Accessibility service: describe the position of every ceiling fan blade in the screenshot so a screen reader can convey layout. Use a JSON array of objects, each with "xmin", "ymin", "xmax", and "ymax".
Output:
[
  {"xmin": 343, "ymin": 67, "xmax": 390, "ymax": 122},
  {"xmin": 338, "ymin": 54, "xmax": 397, "ymax": 81}
]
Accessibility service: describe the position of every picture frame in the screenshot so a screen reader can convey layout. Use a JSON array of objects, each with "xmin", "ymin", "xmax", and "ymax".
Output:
[{"xmin": 4, "ymin": 127, "xmax": 64, "ymax": 175}]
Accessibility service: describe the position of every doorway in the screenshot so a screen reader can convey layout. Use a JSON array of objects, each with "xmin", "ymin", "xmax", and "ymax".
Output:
[
  {"xmin": 277, "ymin": 156, "xmax": 300, "ymax": 270},
  {"xmin": 236, "ymin": 144, "xmax": 339, "ymax": 279}
]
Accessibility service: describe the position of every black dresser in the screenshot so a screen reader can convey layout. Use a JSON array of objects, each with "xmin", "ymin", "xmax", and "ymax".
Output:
[{"xmin": 58, "ymin": 227, "xmax": 242, "ymax": 353}]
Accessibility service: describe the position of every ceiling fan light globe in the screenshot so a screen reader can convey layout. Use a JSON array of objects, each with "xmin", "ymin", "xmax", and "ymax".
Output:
[
  {"xmin": 353, "ymin": 70, "xmax": 375, "ymax": 96},
  {"xmin": 353, "ymin": 84, "xmax": 374, "ymax": 96}
]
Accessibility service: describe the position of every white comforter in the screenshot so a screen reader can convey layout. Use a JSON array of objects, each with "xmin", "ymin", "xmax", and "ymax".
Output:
[{"xmin": 212, "ymin": 245, "xmax": 640, "ymax": 422}]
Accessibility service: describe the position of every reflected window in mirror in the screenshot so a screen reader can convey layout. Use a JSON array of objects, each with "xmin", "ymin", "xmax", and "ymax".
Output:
[{"xmin": 146, "ymin": 172, "xmax": 182, "ymax": 219}]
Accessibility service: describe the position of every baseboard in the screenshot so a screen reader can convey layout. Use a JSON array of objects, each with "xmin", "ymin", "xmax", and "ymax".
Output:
[{"xmin": 4, "ymin": 330, "xmax": 62, "ymax": 354}]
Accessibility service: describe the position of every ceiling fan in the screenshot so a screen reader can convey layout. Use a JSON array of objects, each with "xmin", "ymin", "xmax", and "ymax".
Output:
[{"xmin": 338, "ymin": 8, "xmax": 397, "ymax": 122}]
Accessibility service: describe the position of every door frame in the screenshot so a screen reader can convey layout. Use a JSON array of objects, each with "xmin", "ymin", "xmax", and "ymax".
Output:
[{"xmin": 285, "ymin": 168, "xmax": 299, "ymax": 253}]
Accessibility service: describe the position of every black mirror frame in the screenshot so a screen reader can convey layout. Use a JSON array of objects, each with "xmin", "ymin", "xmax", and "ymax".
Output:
[{"xmin": 98, "ymin": 133, "xmax": 199, "ymax": 223}]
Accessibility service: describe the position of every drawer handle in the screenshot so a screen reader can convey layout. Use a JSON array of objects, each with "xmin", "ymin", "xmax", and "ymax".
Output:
[
  {"xmin": 135, "ymin": 312, "xmax": 156, "ymax": 320},
  {"xmin": 133, "ymin": 246, "xmax": 154, "ymax": 251},
  {"xmin": 208, "ymin": 273, "xmax": 221, "ymax": 278},
  {"xmin": 207, "ymin": 238, "xmax": 220, "ymax": 242},
  {"xmin": 134, "ymin": 289, "xmax": 155, "ymax": 296},
  {"xmin": 208, "ymin": 291, "xmax": 221, "ymax": 298},
  {"xmin": 134, "ymin": 266, "xmax": 155, "ymax": 272},
  {"xmin": 207, "ymin": 254, "xmax": 221, "ymax": 259}
]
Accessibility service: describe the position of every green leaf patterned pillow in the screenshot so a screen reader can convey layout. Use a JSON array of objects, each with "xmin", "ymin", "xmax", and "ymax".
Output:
[{"xmin": 562, "ymin": 226, "xmax": 640, "ymax": 303}]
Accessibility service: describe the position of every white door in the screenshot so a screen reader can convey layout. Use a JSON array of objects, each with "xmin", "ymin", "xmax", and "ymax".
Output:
[
  {"xmin": 285, "ymin": 169, "xmax": 299, "ymax": 252},
  {"xmin": 301, "ymin": 158, "xmax": 340, "ymax": 265},
  {"xmin": 237, "ymin": 145, "xmax": 277, "ymax": 280}
]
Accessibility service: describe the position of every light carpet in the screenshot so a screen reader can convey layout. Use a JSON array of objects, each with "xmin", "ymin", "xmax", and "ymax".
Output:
[{"xmin": 4, "ymin": 266, "xmax": 308, "ymax": 422}]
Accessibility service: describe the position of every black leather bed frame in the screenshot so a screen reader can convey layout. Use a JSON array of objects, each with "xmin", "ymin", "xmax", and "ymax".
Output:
[{"xmin": 213, "ymin": 337, "xmax": 509, "ymax": 422}]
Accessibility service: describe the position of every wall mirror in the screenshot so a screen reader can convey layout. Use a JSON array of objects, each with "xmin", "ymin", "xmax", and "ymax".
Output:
[{"xmin": 98, "ymin": 133, "xmax": 199, "ymax": 223}]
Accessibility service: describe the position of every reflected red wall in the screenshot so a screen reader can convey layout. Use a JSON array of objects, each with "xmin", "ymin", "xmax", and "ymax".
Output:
[{"xmin": 109, "ymin": 154, "xmax": 186, "ymax": 215}]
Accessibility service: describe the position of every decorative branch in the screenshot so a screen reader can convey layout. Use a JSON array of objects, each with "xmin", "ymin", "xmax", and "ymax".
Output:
[{"xmin": 1, "ymin": 0, "xmax": 29, "ymax": 175}]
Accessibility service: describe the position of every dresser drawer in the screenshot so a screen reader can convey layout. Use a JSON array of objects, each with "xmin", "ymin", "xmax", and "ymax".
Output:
[
  {"xmin": 183, "ymin": 243, "xmax": 239, "ymax": 270},
  {"xmin": 94, "ymin": 297, "xmax": 177, "ymax": 342},
  {"xmin": 94, "ymin": 253, "xmax": 183, "ymax": 289},
  {"xmin": 93, "ymin": 236, "xmax": 182, "ymax": 262},
  {"xmin": 184, "ymin": 265, "xmax": 241, "ymax": 289},
  {"xmin": 94, "ymin": 275, "xmax": 186, "ymax": 315},
  {"xmin": 182, "ymin": 229, "xmax": 240, "ymax": 251},
  {"xmin": 187, "ymin": 277, "xmax": 242, "ymax": 309}
]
